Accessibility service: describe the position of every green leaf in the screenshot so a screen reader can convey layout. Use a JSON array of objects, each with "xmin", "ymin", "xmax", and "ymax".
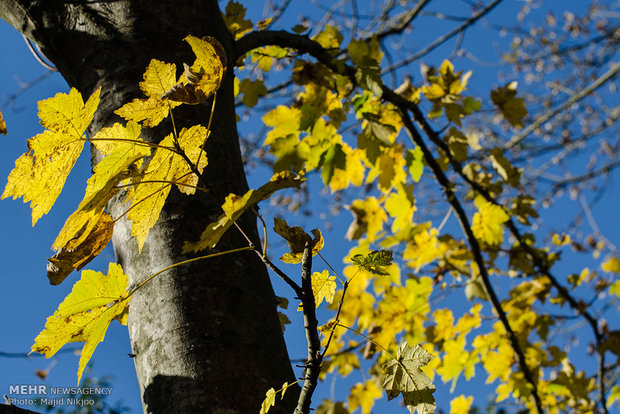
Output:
[
  {"xmin": 490, "ymin": 81, "xmax": 528, "ymax": 128},
  {"xmin": 291, "ymin": 24, "xmax": 310, "ymax": 34},
  {"xmin": 362, "ymin": 113, "xmax": 396, "ymax": 147},
  {"xmin": 381, "ymin": 343, "xmax": 436, "ymax": 414},
  {"xmin": 489, "ymin": 147, "xmax": 521, "ymax": 187},
  {"xmin": 462, "ymin": 96, "xmax": 481, "ymax": 114},
  {"xmin": 320, "ymin": 143, "xmax": 347, "ymax": 185},
  {"xmin": 405, "ymin": 147, "xmax": 425, "ymax": 182},
  {"xmin": 239, "ymin": 78, "xmax": 267, "ymax": 107},
  {"xmin": 351, "ymin": 250, "xmax": 393, "ymax": 276},
  {"xmin": 355, "ymin": 67, "xmax": 383, "ymax": 98}
]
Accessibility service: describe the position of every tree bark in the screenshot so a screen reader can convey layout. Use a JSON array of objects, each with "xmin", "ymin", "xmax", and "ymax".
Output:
[{"xmin": 0, "ymin": 1, "xmax": 298, "ymax": 413}]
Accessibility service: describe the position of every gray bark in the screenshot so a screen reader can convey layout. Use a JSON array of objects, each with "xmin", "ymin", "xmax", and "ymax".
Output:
[{"xmin": 0, "ymin": 1, "xmax": 298, "ymax": 413}]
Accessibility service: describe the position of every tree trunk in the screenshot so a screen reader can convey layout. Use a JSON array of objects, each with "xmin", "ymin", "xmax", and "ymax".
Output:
[{"xmin": 0, "ymin": 1, "xmax": 298, "ymax": 413}]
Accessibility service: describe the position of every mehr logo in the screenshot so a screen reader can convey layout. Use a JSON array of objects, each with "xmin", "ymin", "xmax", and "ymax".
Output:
[{"xmin": 8, "ymin": 385, "xmax": 47, "ymax": 395}]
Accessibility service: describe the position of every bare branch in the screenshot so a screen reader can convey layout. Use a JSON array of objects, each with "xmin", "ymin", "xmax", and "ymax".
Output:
[{"xmin": 507, "ymin": 62, "xmax": 620, "ymax": 149}]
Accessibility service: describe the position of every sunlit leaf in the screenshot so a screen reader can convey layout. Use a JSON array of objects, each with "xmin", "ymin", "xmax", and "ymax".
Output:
[
  {"xmin": 602, "ymin": 256, "xmax": 620, "ymax": 273},
  {"xmin": 182, "ymin": 35, "xmax": 226, "ymax": 98},
  {"xmin": 351, "ymin": 250, "xmax": 393, "ymax": 276},
  {"xmin": 53, "ymin": 122, "xmax": 150, "ymax": 253},
  {"xmin": 345, "ymin": 197, "xmax": 387, "ymax": 242},
  {"xmin": 128, "ymin": 125, "xmax": 208, "ymax": 251},
  {"xmin": 348, "ymin": 380, "xmax": 382, "ymax": 414},
  {"xmin": 449, "ymin": 395, "xmax": 473, "ymax": 414},
  {"xmin": 2, "ymin": 87, "xmax": 101, "ymax": 225},
  {"xmin": 311, "ymin": 270, "xmax": 336, "ymax": 307},
  {"xmin": 382, "ymin": 342, "xmax": 436, "ymax": 414},
  {"xmin": 471, "ymin": 196, "xmax": 510, "ymax": 245},
  {"xmin": 183, "ymin": 172, "xmax": 305, "ymax": 252},
  {"xmin": 115, "ymin": 59, "xmax": 181, "ymax": 127},
  {"xmin": 259, "ymin": 387, "xmax": 276, "ymax": 414},
  {"xmin": 31, "ymin": 263, "xmax": 131, "ymax": 384}
]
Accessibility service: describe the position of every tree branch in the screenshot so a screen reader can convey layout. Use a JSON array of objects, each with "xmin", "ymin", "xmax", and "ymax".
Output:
[
  {"xmin": 394, "ymin": 104, "xmax": 544, "ymax": 414},
  {"xmin": 294, "ymin": 242, "xmax": 323, "ymax": 414},
  {"xmin": 506, "ymin": 62, "xmax": 620, "ymax": 149},
  {"xmin": 383, "ymin": 0, "xmax": 504, "ymax": 74}
]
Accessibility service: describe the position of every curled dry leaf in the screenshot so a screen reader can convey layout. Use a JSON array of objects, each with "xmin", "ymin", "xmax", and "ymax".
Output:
[
  {"xmin": 47, "ymin": 212, "xmax": 115, "ymax": 285},
  {"xmin": 161, "ymin": 35, "xmax": 227, "ymax": 105}
]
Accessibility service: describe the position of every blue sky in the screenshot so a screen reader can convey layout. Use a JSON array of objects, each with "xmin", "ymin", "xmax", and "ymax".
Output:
[{"xmin": 1, "ymin": 1, "xmax": 618, "ymax": 413}]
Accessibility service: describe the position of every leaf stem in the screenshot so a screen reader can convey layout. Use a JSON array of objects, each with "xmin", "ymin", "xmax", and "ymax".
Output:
[
  {"xmin": 334, "ymin": 323, "xmax": 395, "ymax": 361},
  {"xmin": 317, "ymin": 251, "xmax": 345, "ymax": 286},
  {"xmin": 126, "ymin": 246, "xmax": 255, "ymax": 297}
]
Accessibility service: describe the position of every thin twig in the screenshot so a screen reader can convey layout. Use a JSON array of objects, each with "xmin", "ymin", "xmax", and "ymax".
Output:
[
  {"xmin": 382, "ymin": 0, "xmax": 504, "ymax": 74},
  {"xmin": 506, "ymin": 62, "xmax": 620, "ymax": 149},
  {"xmin": 395, "ymin": 103, "xmax": 544, "ymax": 414}
]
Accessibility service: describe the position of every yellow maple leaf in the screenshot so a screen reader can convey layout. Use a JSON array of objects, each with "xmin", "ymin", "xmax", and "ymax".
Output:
[
  {"xmin": 53, "ymin": 122, "xmax": 150, "ymax": 251},
  {"xmin": 385, "ymin": 183, "xmax": 416, "ymax": 232},
  {"xmin": 139, "ymin": 59, "xmax": 179, "ymax": 99},
  {"xmin": 128, "ymin": 125, "xmax": 208, "ymax": 251},
  {"xmin": 311, "ymin": 270, "xmax": 336, "ymax": 307},
  {"xmin": 31, "ymin": 263, "xmax": 131, "ymax": 384},
  {"xmin": 348, "ymin": 380, "xmax": 382, "ymax": 414},
  {"xmin": 432, "ymin": 308, "xmax": 455, "ymax": 342},
  {"xmin": 437, "ymin": 335, "xmax": 477, "ymax": 388},
  {"xmin": 222, "ymin": 191, "xmax": 254, "ymax": 220},
  {"xmin": 404, "ymin": 228, "xmax": 445, "ymax": 271},
  {"xmin": 259, "ymin": 387, "xmax": 276, "ymax": 414},
  {"xmin": 345, "ymin": 197, "xmax": 387, "ymax": 242},
  {"xmin": 602, "ymin": 256, "xmax": 620, "ymax": 273},
  {"xmin": 0, "ymin": 109, "xmax": 7, "ymax": 134},
  {"xmin": 366, "ymin": 145, "xmax": 407, "ymax": 192},
  {"xmin": 115, "ymin": 59, "xmax": 181, "ymax": 127},
  {"xmin": 262, "ymin": 105, "xmax": 301, "ymax": 146},
  {"xmin": 471, "ymin": 196, "xmax": 510, "ymax": 245},
  {"xmin": 2, "ymin": 87, "xmax": 100, "ymax": 225},
  {"xmin": 183, "ymin": 171, "xmax": 305, "ymax": 252},
  {"xmin": 183, "ymin": 35, "xmax": 226, "ymax": 97},
  {"xmin": 450, "ymin": 395, "xmax": 473, "ymax": 414},
  {"xmin": 115, "ymin": 98, "xmax": 172, "ymax": 128},
  {"xmin": 454, "ymin": 304, "xmax": 482, "ymax": 335},
  {"xmin": 479, "ymin": 339, "xmax": 514, "ymax": 383},
  {"xmin": 329, "ymin": 147, "xmax": 366, "ymax": 191}
]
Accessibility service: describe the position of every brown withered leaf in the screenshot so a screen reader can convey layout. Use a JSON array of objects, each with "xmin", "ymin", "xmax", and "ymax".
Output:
[
  {"xmin": 0, "ymin": 109, "xmax": 7, "ymax": 134},
  {"xmin": 47, "ymin": 212, "xmax": 114, "ymax": 285},
  {"xmin": 161, "ymin": 81, "xmax": 208, "ymax": 105}
]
